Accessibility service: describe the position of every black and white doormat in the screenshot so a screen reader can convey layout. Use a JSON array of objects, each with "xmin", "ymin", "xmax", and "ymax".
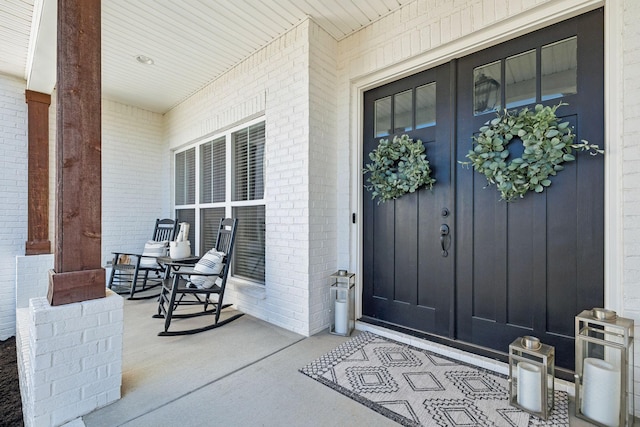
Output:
[{"xmin": 300, "ymin": 332, "xmax": 568, "ymax": 426}]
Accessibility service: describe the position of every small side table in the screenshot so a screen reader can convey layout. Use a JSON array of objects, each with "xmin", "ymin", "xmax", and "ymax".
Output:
[
  {"xmin": 153, "ymin": 255, "xmax": 202, "ymax": 318},
  {"xmin": 157, "ymin": 255, "xmax": 201, "ymax": 283}
]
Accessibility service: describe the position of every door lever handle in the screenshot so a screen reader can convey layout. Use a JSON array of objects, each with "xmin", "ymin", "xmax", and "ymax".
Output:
[{"xmin": 440, "ymin": 224, "xmax": 450, "ymax": 257}]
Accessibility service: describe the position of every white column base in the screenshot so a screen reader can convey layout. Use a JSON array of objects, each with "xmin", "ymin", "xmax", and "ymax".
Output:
[{"xmin": 16, "ymin": 290, "xmax": 123, "ymax": 427}]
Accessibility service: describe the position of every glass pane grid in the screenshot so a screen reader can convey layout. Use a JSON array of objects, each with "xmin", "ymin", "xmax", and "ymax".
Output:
[
  {"xmin": 470, "ymin": 36, "xmax": 578, "ymax": 114},
  {"xmin": 175, "ymin": 120, "xmax": 266, "ymax": 284}
]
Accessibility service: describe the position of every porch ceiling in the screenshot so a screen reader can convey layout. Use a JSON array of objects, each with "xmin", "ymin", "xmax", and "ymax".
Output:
[{"xmin": 0, "ymin": 0, "xmax": 409, "ymax": 114}]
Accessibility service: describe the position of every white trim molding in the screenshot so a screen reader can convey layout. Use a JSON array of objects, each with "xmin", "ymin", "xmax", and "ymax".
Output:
[{"xmin": 603, "ymin": 0, "xmax": 625, "ymax": 313}]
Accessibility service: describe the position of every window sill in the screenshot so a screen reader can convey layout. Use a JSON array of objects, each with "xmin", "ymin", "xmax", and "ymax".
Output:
[{"xmin": 232, "ymin": 280, "xmax": 266, "ymax": 300}]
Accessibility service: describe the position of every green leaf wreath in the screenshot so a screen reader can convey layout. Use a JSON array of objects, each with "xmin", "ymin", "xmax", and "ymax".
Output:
[
  {"xmin": 364, "ymin": 134, "xmax": 436, "ymax": 204},
  {"xmin": 461, "ymin": 103, "xmax": 603, "ymax": 202}
]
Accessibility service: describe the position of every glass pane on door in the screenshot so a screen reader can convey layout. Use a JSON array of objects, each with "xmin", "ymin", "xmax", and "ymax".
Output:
[
  {"xmin": 416, "ymin": 83, "xmax": 436, "ymax": 129},
  {"xmin": 374, "ymin": 96, "xmax": 391, "ymax": 137},
  {"xmin": 506, "ymin": 50, "xmax": 536, "ymax": 109},
  {"xmin": 473, "ymin": 61, "xmax": 501, "ymax": 115},
  {"xmin": 542, "ymin": 37, "xmax": 577, "ymax": 101},
  {"xmin": 394, "ymin": 90, "xmax": 413, "ymax": 133}
]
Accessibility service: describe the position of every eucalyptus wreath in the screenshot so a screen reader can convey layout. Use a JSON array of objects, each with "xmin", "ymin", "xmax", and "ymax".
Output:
[
  {"xmin": 364, "ymin": 134, "xmax": 436, "ymax": 204},
  {"xmin": 462, "ymin": 103, "xmax": 603, "ymax": 202}
]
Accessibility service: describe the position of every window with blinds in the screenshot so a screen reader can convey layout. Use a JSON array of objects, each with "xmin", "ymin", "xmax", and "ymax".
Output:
[
  {"xmin": 232, "ymin": 205, "xmax": 265, "ymax": 283},
  {"xmin": 233, "ymin": 123, "xmax": 265, "ymax": 201},
  {"xmin": 175, "ymin": 208, "xmax": 195, "ymax": 254},
  {"xmin": 174, "ymin": 118, "xmax": 266, "ymax": 284},
  {"xmin": 200, "ymin": 137, "xmax": 225, "ymax": 203},
  {"xmin": 175, "ymin": 148, "xmax": 195, "ymax": 205},
  {"xmin": 200, "ymin": 207, "xmax": 225, "ymax": 254}
]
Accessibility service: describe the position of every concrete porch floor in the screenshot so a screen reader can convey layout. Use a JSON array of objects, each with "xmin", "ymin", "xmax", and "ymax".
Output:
[{"xmin": 81, "ymin": 296, "xmax": 596, "ymax": 426}]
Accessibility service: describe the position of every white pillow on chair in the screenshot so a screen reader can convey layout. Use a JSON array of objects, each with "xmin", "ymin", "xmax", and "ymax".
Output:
[
  {"xmin": 139, "ymin": 240, "xmax": 168, "ymax": 268},
  {"xmin": 190, "ymin": 249, "xmax": 225, "ymax": 289}
]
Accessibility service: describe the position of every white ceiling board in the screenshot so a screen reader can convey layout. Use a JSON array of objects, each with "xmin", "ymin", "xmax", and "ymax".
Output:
[
  {"xmin": 0, "ymin": 0, "xmax": 34, "ymax": 79},
  {"xmin": 25, "ymin": 0, "xmax": 56, "ymax": 94},
  {"xmin": 0, "ymin": 0, "xmax": 411, "ymax": 113}
]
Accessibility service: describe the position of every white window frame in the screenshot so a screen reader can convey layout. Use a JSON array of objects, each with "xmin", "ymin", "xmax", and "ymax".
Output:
[{"xmin": 173, "ymin": 116, "xmax": 266, "ymax": 285}]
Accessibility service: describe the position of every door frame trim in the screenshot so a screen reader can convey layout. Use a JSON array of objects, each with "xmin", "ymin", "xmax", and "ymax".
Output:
[
  {"xmin": 603, "ymin": 0, "xmax": 624, "ymax": 313},
  {"xmin": 350, "ymin": 0, "xmax": 620, "ymax": 325}
]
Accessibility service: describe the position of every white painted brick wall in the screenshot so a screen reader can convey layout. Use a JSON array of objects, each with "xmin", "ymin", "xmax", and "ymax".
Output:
[
  {"xmin": 165, "ymin": 21, "xmax": 320, "ymax": 335},
  {"xmin": 0, "ymin": 73, "xmax": 28, "ymax": 340},
  {"xmin": 16, "ymin": 254, "xmax": 54, "ymax": 309},
  {"xmin": 101, "ymin": 99, "xmax": 169, "ymax": 267},
  {"xmin": 308, "ymin": 22, "xmax": 339, "ymax": 335},
  {"xmin": 17, "ymin": 291, "xmax": 123, "ymax": 427},
  {"xmin": 622, "ymin": 0, "xmax": 640, "ymax": 416}
]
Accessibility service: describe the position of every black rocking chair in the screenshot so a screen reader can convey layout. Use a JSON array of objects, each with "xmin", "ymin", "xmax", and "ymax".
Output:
[
  {"xmin": 107, "ymin": 218, "xmax": 178, "ymax": 299},
  {"xmin": 154, "ymin": 218, "xmax": 242, "ymax": 336}
]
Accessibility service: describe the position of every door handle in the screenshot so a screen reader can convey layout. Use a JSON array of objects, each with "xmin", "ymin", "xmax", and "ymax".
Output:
[{"xmin": 440, "ymin": 224, "xmax": 450, "ymax": 257}]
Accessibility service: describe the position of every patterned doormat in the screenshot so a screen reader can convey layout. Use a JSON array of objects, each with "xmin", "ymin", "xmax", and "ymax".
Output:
[{"xmin": 300, "ymin": 332, "xmax": 569, "ymax": 426}]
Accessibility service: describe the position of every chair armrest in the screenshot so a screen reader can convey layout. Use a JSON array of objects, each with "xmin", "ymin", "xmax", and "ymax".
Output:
[
  {"xmin": 164, "ymin": 260, "xmax": 199, "ymax": 267},
  {"xmin": 160, "ymin": 256, "xmax": 201, "ymax": 267},
  {"xmin": 111, "ymin": 251, "xmax": 144, "ymax": 258},
  {"xmin": 181, "ymin": 271, "xmax": 224, "ymax": 277},
  {"xmin": 170, "ymin": 266, "xmax": 196, "ymax": 275},
  {"xmin": 172, "ymin": 269, "xmax": 224, "ymax": 278}
]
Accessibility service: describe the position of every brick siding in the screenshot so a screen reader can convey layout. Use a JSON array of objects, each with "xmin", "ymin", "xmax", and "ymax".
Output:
[
  {"xmin": 0, "ymin": 73, "xmax": 28, "ymax": 340},
  {"xmin": 17, "ymin": 292, "xmax": 123, "ymax": 427}
]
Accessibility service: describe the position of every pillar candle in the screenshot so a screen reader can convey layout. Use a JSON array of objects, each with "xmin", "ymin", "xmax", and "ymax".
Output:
[
  {"xmin": 581, "ymin": 358, "xmax": 620, "ymax": 427},
  {"xmin": 334, "ymin": 300, "xmax": 348, "ymax": 334},
  {"xmin": 517, "ymin": 362, "xmax": 542, "ymax": 413}
]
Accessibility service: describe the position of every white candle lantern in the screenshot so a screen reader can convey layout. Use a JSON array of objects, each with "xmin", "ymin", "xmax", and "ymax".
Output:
[
  {"xmin": 329, "ymin": 270, "xmax": 355, "ymax": 336},
  {"xmin": 574, "ymin": 308, "xmax": 634, "ymax": 427},
  {"xmin": 508, "ymin": 336, "xmax": 555, "ymax": 420}
]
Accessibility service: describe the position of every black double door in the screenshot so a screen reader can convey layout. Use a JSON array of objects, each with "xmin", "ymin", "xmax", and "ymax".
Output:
[{"xmin": 362, "ymin": 9, "xmax": 604, "ymax": 370}]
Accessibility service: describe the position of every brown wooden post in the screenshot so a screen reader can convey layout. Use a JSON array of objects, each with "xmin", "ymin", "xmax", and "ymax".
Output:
[
  {"xmin": 25, "ymin": 90, "xmax": 52, "ymax": 255},
  {"xmin": 48, "ymin": 0, "xmax": 105, "ymax": 305}
]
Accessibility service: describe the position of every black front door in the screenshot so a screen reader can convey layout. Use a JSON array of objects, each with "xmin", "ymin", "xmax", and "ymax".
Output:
[
  {"xmin": 362, "ymin": 9, "xmax": 604, "ymax": 370},
  {"xmin": 363, "ymin": 64, "xmax": 454, "ymax": 338}
]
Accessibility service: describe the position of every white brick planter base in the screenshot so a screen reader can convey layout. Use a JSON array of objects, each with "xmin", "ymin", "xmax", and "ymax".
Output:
[{"xmin": 16, "ymin": 290, "xmax": 123, "ymax": 427}]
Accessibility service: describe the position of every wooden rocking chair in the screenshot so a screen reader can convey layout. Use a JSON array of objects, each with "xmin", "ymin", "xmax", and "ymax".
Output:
[{"xmin": 154, "ymin": 218, "xmax": 242, "ymax": 336}]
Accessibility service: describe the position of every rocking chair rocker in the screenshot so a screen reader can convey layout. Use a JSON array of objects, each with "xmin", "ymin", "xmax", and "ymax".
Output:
[{"xmin": 154, "ymin": 218, "xmax": 241, "ymax": 336}]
